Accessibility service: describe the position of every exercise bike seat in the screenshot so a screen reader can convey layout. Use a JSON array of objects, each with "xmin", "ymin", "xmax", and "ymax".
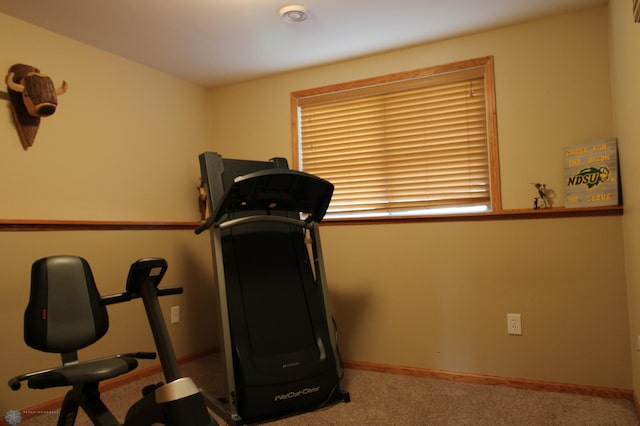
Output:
[
  {"xmin": 20, "ymin": 356, "xmax": 139, "ymax": 390},
  {"xmin": 8, "ymin": 255, "xmax": 152, "ymax": 424}
]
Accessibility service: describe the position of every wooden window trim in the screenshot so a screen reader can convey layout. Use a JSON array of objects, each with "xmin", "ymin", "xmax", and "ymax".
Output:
[{"xmin": 291, "ymin": 56, "xmax": 502, "ymax": 220}]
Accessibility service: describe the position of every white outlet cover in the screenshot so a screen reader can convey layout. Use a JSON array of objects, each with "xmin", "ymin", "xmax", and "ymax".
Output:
[
  {"xmin": 507, "ymin": 313, "xmax": 522, "ymax": 335},
  {"xmin": 171, "ymin": 306, "xmax": 180, "ymax": 324}
]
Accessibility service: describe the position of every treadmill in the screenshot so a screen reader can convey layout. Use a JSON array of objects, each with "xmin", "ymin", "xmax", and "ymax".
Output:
[{"xmin": 195, "ymin": 152, "xmax": 350, "ymax": 425}]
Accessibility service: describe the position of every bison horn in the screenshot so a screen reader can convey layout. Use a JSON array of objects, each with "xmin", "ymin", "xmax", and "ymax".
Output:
[
  {"xmin": 5, "ymin": 72, "xmax": 25, "ymax": 93},
  {"xmin": 55, "ymin": 80, "xmax": 68, "ymax": 96}
]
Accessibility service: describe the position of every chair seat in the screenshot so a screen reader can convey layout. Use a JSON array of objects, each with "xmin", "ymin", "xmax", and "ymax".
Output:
[{"xmin": 27, "ymin": 356, "xmax": 139, "ymax": 389}]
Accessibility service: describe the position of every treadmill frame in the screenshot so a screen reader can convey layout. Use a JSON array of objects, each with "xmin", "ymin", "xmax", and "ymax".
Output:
[{"xmin": 195, "ymin": 152, "xmax": 348, "ymax": 425}]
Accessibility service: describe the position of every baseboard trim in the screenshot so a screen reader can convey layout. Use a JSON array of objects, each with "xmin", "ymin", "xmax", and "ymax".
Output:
[
  {"xmin": 343, "ymin": 359, "xmax": 634, "ymax": 401},
  {"xmin": 17, "ymin": 347, "xmax": 217, "ymax": 421}
]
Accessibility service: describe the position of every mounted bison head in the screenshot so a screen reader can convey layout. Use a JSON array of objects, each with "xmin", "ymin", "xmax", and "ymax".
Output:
[
  {"xmin": 6, "ymin": 69, "xmax": 67, "ymax": 117},
  {"xmin": 5, "ymin": 64, "xmax": 68, "ymax": 149}
]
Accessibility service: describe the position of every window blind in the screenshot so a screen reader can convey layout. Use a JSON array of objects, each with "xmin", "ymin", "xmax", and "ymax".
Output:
[{"xmin": 292, "ymin": 57, "xmax": 500, "ymax": 219}]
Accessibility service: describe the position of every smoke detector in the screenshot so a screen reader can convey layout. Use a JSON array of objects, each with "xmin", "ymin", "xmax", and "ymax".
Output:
[{"xmin": 279, "ymin": 5, "xmax": 309, "ymax": 23}]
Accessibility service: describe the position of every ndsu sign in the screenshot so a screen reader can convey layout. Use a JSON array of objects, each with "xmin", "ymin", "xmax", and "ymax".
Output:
[{"xmin": 564, "ymin": 138, "xmax": 619, "ymax": 208}]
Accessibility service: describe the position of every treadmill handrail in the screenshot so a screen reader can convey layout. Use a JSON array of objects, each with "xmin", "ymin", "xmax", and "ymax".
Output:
[
  {"xmin": 195, "ymin": 168, "xmax": 333, "ymax": 235},
  {"xmin": 195, "ymin": 216, "xmax": 215, "ymax": 234},
  {"xmin": 195, "ymin": 212, "xmax": 313, "ymax": 235},
  {"xmin": 217, "ymin": 214, "xmax": 309, "ymax": 231}
]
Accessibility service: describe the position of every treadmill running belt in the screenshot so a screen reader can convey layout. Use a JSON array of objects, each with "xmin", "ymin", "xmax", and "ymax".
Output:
[{"xmin": 227, "ymin": 222, "xmax": 316, "ymax": 356}]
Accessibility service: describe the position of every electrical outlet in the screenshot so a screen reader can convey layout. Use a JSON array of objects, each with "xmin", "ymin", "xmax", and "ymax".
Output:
[
  {"xmin": 171, "ymin": 306, "xmax": 180, "ymax": 324},
  {"xmin": 507, "ymin": 313, "xmax": 522, "ymax": 335}
]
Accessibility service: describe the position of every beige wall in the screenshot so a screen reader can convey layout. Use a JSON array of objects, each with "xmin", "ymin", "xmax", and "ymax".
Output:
[
  {"xmin": 0, "ymin": 13, "xmax": 218, "ymax": 414},
  {"xmin": 1, "ymin": 2, "xmax": 636, "ymax": 417},
  {"xmin": 610, "ymin": 0, "xmax": 640, "ymax": 399},
  {"xmin": 320, "ymin": 217, "xmax": 627, "ymax": 387},
  {"xmin": 209, "ymin": 5, "xmax": 632, "ymax": 389},
  {"xmin": 0, "ymin": 15, "xmax": 211, "ymax": 221}
]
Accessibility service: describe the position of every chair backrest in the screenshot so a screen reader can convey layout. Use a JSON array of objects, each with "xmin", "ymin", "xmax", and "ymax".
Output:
[{"xmin": 24, "ymin": 256, "xmax": 109, "ymax": 353}]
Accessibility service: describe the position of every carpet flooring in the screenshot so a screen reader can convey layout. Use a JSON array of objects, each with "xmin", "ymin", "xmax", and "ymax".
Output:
[{"xmin": 17, "ymin": 353, "xmax": 640, "ymax": 425}]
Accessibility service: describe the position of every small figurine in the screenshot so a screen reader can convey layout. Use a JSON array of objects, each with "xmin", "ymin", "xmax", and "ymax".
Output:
[
  {"xmin": 532, "ymin": 182, "xmax": 553, "ymax": 209},
  {"xmin": 198, "ymin": 180, "xmax": 208, "ymax": 220}
]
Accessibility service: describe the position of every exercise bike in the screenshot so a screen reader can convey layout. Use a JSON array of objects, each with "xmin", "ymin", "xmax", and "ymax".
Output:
[{"xmin": 8, "ymin": 255, "xmax": 216, "ymax": 426}]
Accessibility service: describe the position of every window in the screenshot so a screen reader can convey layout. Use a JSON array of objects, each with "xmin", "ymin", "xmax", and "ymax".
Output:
[{"xmin": 291, "ymin": 56, "xmax": 501, "ymax": 220}]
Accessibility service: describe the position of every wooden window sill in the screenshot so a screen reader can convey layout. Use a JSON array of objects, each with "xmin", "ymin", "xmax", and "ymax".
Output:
[
  {"xmin": 0, "ymin": 206, "xmax": 622, "ymax": 231},
  {"xmin": 322, "ymin": 205, "xmax": 623, "ymax": 225}
]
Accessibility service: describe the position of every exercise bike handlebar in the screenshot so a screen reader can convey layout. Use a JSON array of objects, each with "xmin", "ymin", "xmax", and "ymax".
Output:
[
  {"xmin": 102, "ymin": 256, "xmax": 182, "ymax": 304},
  {"xmin": 120, "ymin": 352, "xmax": 158, "ymax": 360},
  {"xmin": 8, "ymin": 377, "xmax": 21, "ymax": 391},
  {"xmin": 157, "ymin": 286, "xmax": 184, "ymax": 297},
  {"xmin": 102, "ymin": 286, "xmax": 183, "ymax": 305}
]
